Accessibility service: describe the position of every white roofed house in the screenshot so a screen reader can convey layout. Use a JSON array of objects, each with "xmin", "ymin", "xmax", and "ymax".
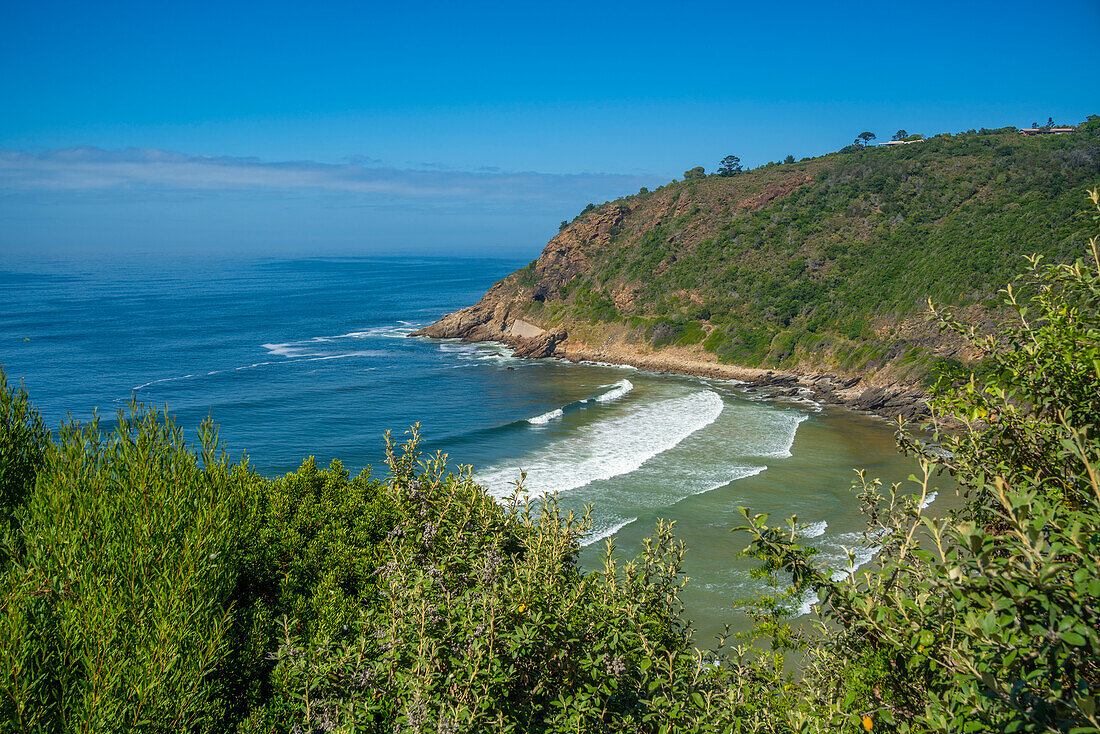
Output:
[{"xmin": 1020, "ymin": 126, "xmax": 1077, "ymax": 136}]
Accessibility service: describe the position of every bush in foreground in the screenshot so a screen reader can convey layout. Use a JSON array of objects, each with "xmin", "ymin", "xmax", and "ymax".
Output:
[
  {"xmin": 0, "ymin": 400, "xmax": 396, "ymax": 732},
  {"xmin": 270, "ymin": 429, "xmax": 734, "ymax": 732}
]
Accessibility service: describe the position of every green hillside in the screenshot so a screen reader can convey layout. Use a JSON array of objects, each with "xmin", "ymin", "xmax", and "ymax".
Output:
[{"xmin": 511, "ymin": 117, "xmax": 1100, "ymax": 377}]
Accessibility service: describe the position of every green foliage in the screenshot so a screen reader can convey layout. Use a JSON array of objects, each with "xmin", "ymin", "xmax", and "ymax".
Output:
[
  {"xmin": 732, "ymin": 194, "xmax": 1100, "ymax": 732},
  {"xmin": 247, "ymin": 458, "xmax": 396, "ymax": 644},
  {"xmin": 0, "ymin": 398, "xmax": 398, "ymax": 733},
  {"xmin": 0, "ymin": 370, "xmax": 47, "ymax": 539},
  {"xmin": 571, "ymin": 281, "xmax": 620, "ymax": 323},
  {"xmin": 684, "ymin": 166, "xmax": 706, "ymax": 180},
  {"xmin": 717, "ymin": 154, "xmax": 742, "ymax": 177},
  {"xmin": 2, "ymin": 192, "xmax": 1098, "ymax": 732},
  {"xmin": 0, "ymin": 407, "xmax": 258, "ymax": 732},
  {"xmin": 649, "ymin": 318, "xmax": 705, "ymax": 348},
  {"xmin": 516, "ymin": 259, "xmax": 539, "ymax": 288},
  {"xmin": 855, "ymin": 131, "xmax": 877, "ymax": 147},
  {"xmin": 271, "ymin": 428, "xmax": 740, "ymax": 733}
]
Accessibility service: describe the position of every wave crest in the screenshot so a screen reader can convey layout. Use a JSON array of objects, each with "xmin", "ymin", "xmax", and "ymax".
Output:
[
  {"xmin": 477, "ymin": 389, "xmax": 725, "ymax": 498},
  {"xmin": 527, "ymin": 408, "xmax": 563, "ymax": 425},
  {"xmin": 592, "ymin": 379, "xmax": 633, "ymax": 403}
]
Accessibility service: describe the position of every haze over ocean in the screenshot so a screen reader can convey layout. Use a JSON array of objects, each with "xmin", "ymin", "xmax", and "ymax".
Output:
[{"xmin": 0, "ymin": 255, "xmax": 926, "ymax": 636}]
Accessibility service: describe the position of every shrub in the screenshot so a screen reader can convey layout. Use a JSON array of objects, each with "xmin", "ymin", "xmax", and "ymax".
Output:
[
  {"xmin": 0, "ymin": 370, "xmax": 47, "ymax": 542},
  {"xmin": 0, "ymin": 407, "xmax": 258, "ymax": 732},
  {"xmin": 0, "ymin": 398, "xmax": 399, "ymax": 733},
  {"xmin": 270, "ymin": 428, "xmax": 740, "ymax": 733}
]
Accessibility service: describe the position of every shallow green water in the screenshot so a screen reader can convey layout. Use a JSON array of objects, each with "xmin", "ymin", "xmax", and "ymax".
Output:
[{"xmin": 588, "ymin": 405, "xmax": 941, "ymax": 642}]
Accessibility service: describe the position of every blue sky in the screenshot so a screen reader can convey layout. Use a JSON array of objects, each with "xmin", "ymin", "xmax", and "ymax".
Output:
[{"xmin": 2, "ymin": 0, "xmax": 1097, "ymax": 258}]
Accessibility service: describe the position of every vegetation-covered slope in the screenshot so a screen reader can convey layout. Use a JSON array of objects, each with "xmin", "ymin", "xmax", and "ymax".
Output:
[{"xmin": 417, "ymin": 118, "xmax": 1100, "ymax": 389}]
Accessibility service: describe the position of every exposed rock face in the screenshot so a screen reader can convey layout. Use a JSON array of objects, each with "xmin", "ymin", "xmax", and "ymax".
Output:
[
  {"xmin": 530, "ymin": 204, "xmax": 629, "ymax": 299},
  {"xmin": 409, "ymin": 203, "xmax": 636, "ymax": 355},
  {"xmin": 736, "ymin": 175, "xmax": 812, "ymax": 210},
  {"xmin": 409, "ymin": 282, "xmax": 568, "ymax": 359},
  {"xmin": 511, "ymin": 328, "xmax": 568, "ymax": 359}
]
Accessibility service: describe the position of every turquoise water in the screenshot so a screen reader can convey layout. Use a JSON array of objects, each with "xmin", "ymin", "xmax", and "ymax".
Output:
[{"xmin": 0, "ymin": 255, "xmax": 926, "ymax": 640}]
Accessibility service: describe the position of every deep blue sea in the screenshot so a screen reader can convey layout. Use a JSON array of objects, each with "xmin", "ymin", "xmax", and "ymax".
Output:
[{"xmin": 0, "ymin": 255, "xmax": 929, "ymax": 638}]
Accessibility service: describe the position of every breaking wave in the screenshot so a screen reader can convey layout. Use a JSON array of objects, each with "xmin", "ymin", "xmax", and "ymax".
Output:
[
  {"xmin": 581, "ymin": 517, "xmax": 638, "ymax": 548},
  {"xmin": 527, "ymin": 408, "xmax": 563, "ymax": 425},
  {"xmin": 798, "ymin": 520, "xmax": 828, "ymax": 538},
  {"xmin": 477, "ymin": 390, "xmax": 725, "ymax": 498},
  {"xmin": 592, "ymin": 379, "xmax": 633, "ymax": 403}
]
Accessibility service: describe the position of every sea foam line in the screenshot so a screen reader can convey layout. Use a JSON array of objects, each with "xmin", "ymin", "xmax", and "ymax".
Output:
[
  {"xmin": 575, "ymin": 359, "xmax": 637, "ymax": 371},
  {"xmin": 765, "ymin": 413, "xmax": 808, "ymax": 458},
  {"xmin": 523, "ymin": 379, "xmax": 633, "ymax": 426},
  {"xmin": 261, "ymin": 322, "xmax": 423, "ymax": 358},
  {"xmin": 132, "ymin": 374, "xmax": 196, "ymax": 390},
  {"xmin": 686, "ymin": 465, "xmax": 767, "ymax": 498},
  {"xmin": 592, "ymin": 379, "xmax": 633, "ymax": 403},
  {"xmin": 477, "ymin": 389, "xmax": 724, "ymax": 499},
  {"xmin": 794, "ymin": 529, "xmax": 887, "ymax": 617},
  {"xmin": 132, "ymin": 353, "xmax": 376, "ymax": 391},
  {"xmin": 527, "ymin": 408, "xmax": 564, "ymax": 425},
  {"xmin": 581, "ymin": 517, "xmax": 638, "ymax": 547}
]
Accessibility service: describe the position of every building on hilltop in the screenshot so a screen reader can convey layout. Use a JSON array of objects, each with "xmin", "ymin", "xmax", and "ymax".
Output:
[
  {"xmin": 878, "ymin": 139, "xmax": 924, "ymax": 146},
  {"xmin": 1020, "ymin": 126, "xmax": 1077, "ymax": 136}
]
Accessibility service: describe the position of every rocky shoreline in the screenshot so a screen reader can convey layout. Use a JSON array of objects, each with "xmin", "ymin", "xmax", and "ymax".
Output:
[
  {"xmin": 410, "ymin": 314, "xmax": 930, "ymax": 422},
  {"xmin": 555, "ymin": 345, "xmax": 929, "ymax": 421}
]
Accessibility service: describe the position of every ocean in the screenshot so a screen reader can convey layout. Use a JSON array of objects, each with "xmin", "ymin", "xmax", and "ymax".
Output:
[{"xmin": 0, "ymin": 255, "xmax": 929, "ymax": 639}]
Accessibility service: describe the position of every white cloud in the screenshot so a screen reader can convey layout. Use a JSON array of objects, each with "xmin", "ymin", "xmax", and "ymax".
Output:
[{"xmin": 0, "ymin": 146, "xmax": 655, "ymax": 205}]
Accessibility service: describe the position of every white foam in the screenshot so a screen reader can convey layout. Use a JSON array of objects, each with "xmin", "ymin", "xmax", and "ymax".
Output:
[
  {"xmin": 787, "ymin": 396, "xmax": 824, "ymax": 412},
  {"xmin": 527, "ymin": 408, "xmax": 563, "ymax": 425},
  {"xmin": 788, "ymin": 531, "xmax": 880, "ymax": 617},
  {"xmin": 592, "ymin": 379, "xmax": 633, "ymax": 403},
  {"xmin": 262, "ymin": 341, "xmax": 322, "ymax": 358},
  {"xmin": 476, "ymin": 390, "xmax": 725, "ymax": 498},
  {"xmin": 798, "ymin": 520, "xmax": 828, "ymax": 538},
  {"xmin": 261, "ymin": 322, "xmax": 421, "ymax": 358},
  {"xmin": 439, "ymin": 342, "xmax": 496, "ymax": 360},
  {"xmin": 333, "ymin": 324, "xmax": 420, "ymax": 339},
  {"xmin": 795, "ymin": 590, "xmax": 820, "ymax": 617},
  {"xmin": 132, "ymin": 351, "xmax": 378, "ymax": 392},
  {"xmin": 236, "ymin": 361, "xmax": 282, "ymax": 370},
  {"xmin": 786, "ymin": 529, "xmax": 889, "ymax": 616},
  {"xmin": 132, "ymin": 374, "xmax": 195, "ymax": 390},
  {"xmin": 303, "ymin": 352, "xmax": 382, "ymax": 361},
  {"xmin": 580, "ymin": 517, "xmax": 638, "ymax": 547},
  {"xmin": 919, "ymin": 491, "xmax": 939, "ymax": 510},
  {"xmin": 687, "ymin": 465, "xmax": 766, "ymax": 497},
  {"xmin": 575, "ymin": 359, "xmax": 637, "ymax": 371},
  {"xmin": 724, "ymin": 410, "xmax": 807, "ymax": 459},
  {"xmin": 477, "ymin": 348, "xmax": 520, "ymax": 363}
]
